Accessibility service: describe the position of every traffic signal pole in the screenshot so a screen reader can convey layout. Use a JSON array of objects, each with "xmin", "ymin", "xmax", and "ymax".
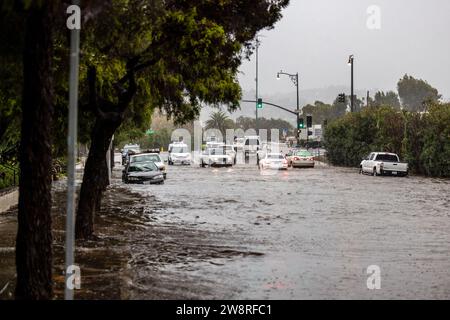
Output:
[
  {"xmin": 295, "ymin": 73, "xmax": 300, "ymax": 147},
  {"xmin": 255, "ymin": 38, "xmax": 260, "ymax": 135}
]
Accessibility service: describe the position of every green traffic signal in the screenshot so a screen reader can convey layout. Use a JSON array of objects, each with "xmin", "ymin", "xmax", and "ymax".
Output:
[
  {"xmin": 298, "ymin": 118, "xmax": 304, "ymax": 129},
  {"xmin": 257, "ymin": 98, "xmax": 263, "ymax": 109}
]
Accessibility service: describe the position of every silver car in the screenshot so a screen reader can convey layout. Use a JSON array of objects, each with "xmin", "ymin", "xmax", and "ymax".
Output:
[{"xmin": 290, "ymin": 150, "xmax": 315, "ymax": 168}]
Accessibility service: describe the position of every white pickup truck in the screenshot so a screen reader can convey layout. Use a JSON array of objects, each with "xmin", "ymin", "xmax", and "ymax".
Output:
[{"xmin": 360, "ymin": 152, "xmax": 408, "ymax": 176}]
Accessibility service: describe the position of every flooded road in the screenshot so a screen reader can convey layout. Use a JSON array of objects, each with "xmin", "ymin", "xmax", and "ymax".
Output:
[
  {"xmin": 121, "ymin": 160, "xmax": 450, "ymax": 299},
  {"xmin": 1, "ymin": 160, "xmax": 449, "ymax": 299}
]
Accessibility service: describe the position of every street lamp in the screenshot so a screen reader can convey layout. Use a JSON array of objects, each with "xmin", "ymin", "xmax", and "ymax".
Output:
[
  {"xmin": 348, "ymin": 54, "xmax": 354, "ymax": 112},
  {"xmin": 277, "ymin": 70, "xmax": 300, "ymax": 145}
]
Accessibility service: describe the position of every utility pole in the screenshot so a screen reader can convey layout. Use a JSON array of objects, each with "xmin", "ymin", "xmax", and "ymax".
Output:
[
  {"xmin": 296, "ymin": 73, "xmax": 299, "ymax": 145},
  {"xmin": 348, "ymin": 55, "xmax": 354, "ymax": 112},
  {"xmin": 255, "ymin": 37, "xmax": 260, "ymax": 135},
  {"xmin": 367, "ymin": 90, "xmax": 370, "ymax": 108},
  {"xmin": 277, "ymin": 71, "xmax": 300, "ymax": 146}
]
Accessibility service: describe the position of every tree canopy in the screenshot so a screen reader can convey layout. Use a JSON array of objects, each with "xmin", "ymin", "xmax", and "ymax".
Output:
[{"xmin": 397, "ymin": 74, "xmax": 441, "ymax": 112}]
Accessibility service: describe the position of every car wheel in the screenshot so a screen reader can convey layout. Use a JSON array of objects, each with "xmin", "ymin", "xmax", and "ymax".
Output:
[
  {"xmin": 373, "ymin": 168, "xmax": 377, "ymax": 176},
  {"xmin": 200, "ymin": 161, "xmax": 205, "ymax": 168},
  {"xmin": 359, "ymin": 166, "xmax": 363, "ymax": 174}
]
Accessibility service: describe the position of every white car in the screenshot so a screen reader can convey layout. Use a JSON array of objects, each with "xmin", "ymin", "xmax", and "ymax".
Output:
[
  {"xmin": 259, "ymin": 153, "xmax": 288, "ymax": 170},
  {"xmin": 224, "ymin": 144, "xmax": 237, "ymax": 164},
  {"xmin": 127, "ymin": 153, "xmax": 167, "ymax": 179},
  {"xmin": 168, "ymin": 143, "xmax": 191, "ymax": 165},
  {"xmin": 360, "ymin": 152, "xmax": 408, "ymax": 176},
  {"xmin": 200, "ymin": 147, "xmax": 233, "ymax": 167}
]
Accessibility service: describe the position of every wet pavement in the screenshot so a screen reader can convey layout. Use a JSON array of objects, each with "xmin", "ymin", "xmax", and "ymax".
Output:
[{"xmin": 1, "ymin": 160, "xmax": 449, "ymax": 299}]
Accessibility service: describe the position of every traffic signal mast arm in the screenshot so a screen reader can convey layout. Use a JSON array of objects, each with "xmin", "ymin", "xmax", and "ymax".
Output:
[{"xmin": 241, "ymin": 99, "xmax": 298, "ymax": 115}]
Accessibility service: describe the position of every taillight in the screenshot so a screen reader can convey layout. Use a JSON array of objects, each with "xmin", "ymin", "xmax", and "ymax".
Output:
[
  {"xmin": 283, "ymin": 159, "xmax": 288, "ymax": 164},
  {"xmin": 294, "ymin": 157, "xmax": 299, "ymax": 161}
]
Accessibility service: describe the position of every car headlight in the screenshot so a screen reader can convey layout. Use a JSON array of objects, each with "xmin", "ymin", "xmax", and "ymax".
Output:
[{"xmin": 153, "ymin": 175, "xmax": 164, "ymax": 179}]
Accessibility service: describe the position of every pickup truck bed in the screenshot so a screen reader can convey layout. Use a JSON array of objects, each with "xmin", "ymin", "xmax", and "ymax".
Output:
[{"xmin": 360, "ymin": 152, "xmax": 408, "ymax": 176}]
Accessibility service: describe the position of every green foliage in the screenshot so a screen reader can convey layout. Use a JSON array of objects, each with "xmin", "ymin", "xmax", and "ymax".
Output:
[
  {"xmin": 205, "ymin": 111, "xmax": 234, "ymax": 135},
  {"xmin": 324, "ymin": 104, "xmax": 450, "ymax": 177},
  {"xmin": 420, "ymin": 104, "xmax": 450, "ymax": 177},
  {"xmin": 373, "ymin": 91, "xmax": 401, "ymax": 109},
  {"xmin": 397, "ymin": 74, "xmax": 441, "ymax": 112},
  {"xmin": 235, "ymin": 116, "xmax": 294, "ymax": 139}
]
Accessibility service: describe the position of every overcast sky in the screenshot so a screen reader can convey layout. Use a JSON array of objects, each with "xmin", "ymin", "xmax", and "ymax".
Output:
[{"xmin": 238, "ymin": 0, "xmax": 450, "ymax": 102}]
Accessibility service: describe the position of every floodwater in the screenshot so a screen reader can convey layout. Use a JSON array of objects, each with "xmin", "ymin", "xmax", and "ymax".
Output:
[{"xmin": 1, "ymin": 157, "xmax": 449, "ymax": 299}]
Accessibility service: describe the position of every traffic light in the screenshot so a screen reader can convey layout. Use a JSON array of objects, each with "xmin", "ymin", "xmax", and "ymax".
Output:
[
  {"xmin": 338, "ymin": 93, "xmax": 346, "ymax": 103},
  {"xmin": 257, "ymin": 98, "xmax": 263, "ymax": 109},
  {"xmin": 298, "ymin": 118, "xmax": 304, "ymax": 129},
  {"xmin": 306, "ymin": 115, "xmax": 312, "ymax": 128}
]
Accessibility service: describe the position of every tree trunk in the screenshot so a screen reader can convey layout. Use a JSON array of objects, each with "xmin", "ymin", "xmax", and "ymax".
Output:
[
  {"xmin": 75, "ymin": 117, "xmax": 120, "ymax": 239},
  {"xmin": 15, "ymin": 3, "xmax": 55, "ymax": 300}
]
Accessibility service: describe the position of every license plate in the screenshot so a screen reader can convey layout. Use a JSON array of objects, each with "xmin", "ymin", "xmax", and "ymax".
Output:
[{"xmin": 392, "ymin": 171, "xmax": 397, "ymax": 175}]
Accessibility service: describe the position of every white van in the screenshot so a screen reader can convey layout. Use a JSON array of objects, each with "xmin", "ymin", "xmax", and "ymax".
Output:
[
  {"xmin": 168, "ymin": 142, "xmax": 191, "ymax": 165},
  {"xmin": 243, "ymin": 136, "xmax": 261, "ymax": 162}
]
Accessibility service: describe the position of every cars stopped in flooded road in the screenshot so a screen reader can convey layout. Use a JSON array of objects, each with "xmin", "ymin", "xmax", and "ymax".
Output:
[
  {"xmin": 168, "ymin": 142, "xmax": 191, "ymax": 165},
  {"xmin": 127, "ymin": 152, "xmax": 167, "ymax": 179},
  {"xmin": 286, "ymin": 149, "xmax": 315, "ymax": 168},
  {"xmin": 360, "ymin": 152, "xmax": 408, "ymax": 176},
  {"xmin": 258, "ymin": 153, "xmax": 288, "ymax": 170},
  {"xmin": 122, "ymin": 161, "xmax": 165, "ymax": 184}
]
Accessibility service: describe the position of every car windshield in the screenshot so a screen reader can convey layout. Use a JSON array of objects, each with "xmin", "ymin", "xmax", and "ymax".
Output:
[
  {"xmin": 131, "ymin": 155, "xmax": 161, "ymax": 163},
  {"xmin": 210, "ymin": 148, "xmax": 225, "ymax": 155},
  {"xmin": 375, "ymin": 154, "xmax": 398, "ymax": 162},
  {"xmin": 172, "ymin": 147, "xmax": 187, "ymax": 153},
  {"xmin": 297, "ymin": 151, "xmax": 312, "ymax": 157},
  {"xmin": 128, "ymin": 162, "xmax": 158, "ymax": 172},
  {"xmin": 267, "ymin": 154, "xmax": 284, "ymax": 159}
]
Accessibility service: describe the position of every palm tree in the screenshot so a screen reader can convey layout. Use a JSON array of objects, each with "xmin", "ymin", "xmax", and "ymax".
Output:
[{"xmin": 205, "ymin": 110, "xmax": 234, "ymax": 135}]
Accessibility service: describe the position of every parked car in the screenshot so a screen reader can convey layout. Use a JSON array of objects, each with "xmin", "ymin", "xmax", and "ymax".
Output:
[
  {"xmin": 200, "ymin": 146, "xmax": 233, "ymax": 167},
  {"xmin": 168, "ymin": 142, "xmax": 191, "ymax": 165},
  {"xmin": 121, "ymin": 144, "xmax": 141, "ymax": 165},
  {"xmin": 122, "ymin": 161, "xmax": 164, "ymax": 184},
  {"xmin": 288, "ymin": 149, "xmax": 315, "ymax": 168},
  {"xmin": 259, "ymin": 153, "xmax": 288, "ymax": 170},
  {"xmin": 128, "ymin": 153, "xmax": 166, "ymax": 179},
  {"xmin": 360, "ymin": 152, "xmax": 408, "ymax": 176}
]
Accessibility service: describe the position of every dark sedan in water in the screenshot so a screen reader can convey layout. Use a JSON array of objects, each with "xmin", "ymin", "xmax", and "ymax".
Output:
[{"xmin": 122, "ymin": 161, "xmax": 165, "ymax": 184}]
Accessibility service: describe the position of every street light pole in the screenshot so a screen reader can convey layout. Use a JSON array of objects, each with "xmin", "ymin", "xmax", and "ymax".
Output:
[
  {"xmin": 65, "ymin": 0, "xmax": 81, "ymax": 301},
  {"xmin": 277, "ymin": 70, "xmax": 300, "ymax": 146},
  {"xmin": 255, "ymin": 38, "xmax": 260, "ymax": 135},
  {"xmin": 348, "ymin": 55, "xmax": 354, "ymax": 112}
]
